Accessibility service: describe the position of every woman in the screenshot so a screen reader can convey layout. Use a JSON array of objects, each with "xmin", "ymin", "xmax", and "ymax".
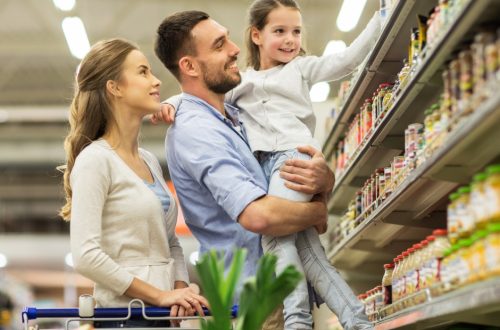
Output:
[{"xmin": 59, "ymin": 38, "xmax": 208, "ymax": 327}]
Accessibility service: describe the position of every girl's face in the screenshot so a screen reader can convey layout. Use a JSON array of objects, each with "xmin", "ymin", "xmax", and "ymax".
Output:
[
  {"xmin": 251, "ymin": 6, "xmax": 302, "ymax": 70},
  {"xmin": 114, "ymin": 50, "xmax": 162, "ymax": 115}
]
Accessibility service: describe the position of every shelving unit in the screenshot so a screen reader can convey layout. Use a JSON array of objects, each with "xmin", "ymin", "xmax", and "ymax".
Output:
[
  {"xmin": 320, "ymin": 0, "xmax": 500, "ymax": 327},
  {"xmin": 375, "ymin": 277, "xmax": 500, "ymax": 329}
]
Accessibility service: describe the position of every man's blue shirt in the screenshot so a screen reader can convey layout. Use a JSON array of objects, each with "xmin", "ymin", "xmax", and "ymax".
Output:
[{"xmin": 165, "ymin": 93, "xmax": 268, "ymax": 280}]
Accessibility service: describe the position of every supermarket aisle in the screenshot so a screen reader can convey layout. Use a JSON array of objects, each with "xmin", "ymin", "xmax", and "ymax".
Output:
[{"xmin": 320, "ymin": 0, "xmax": 500, "ymax": 329}]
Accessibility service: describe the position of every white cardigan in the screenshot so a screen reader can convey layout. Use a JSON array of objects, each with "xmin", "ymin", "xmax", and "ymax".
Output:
[{"xmin": 70, "ymin": 139, "xmax": 189, "ymax": 307}]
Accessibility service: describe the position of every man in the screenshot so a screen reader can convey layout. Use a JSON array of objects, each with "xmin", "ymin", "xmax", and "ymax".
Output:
[{"xmin": 154, "ymin": 11, "xmax": 333, "ymax": 329}]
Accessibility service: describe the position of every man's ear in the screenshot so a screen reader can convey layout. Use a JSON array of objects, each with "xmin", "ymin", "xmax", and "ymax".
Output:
[
  {"xmin": 106, "ymin": 80, "xmax": 121, "ymax": 97},
  {"xmin": 178, "ymin": 56, "xmax": 199, "ymax": 78},
  {"xmin": 251, "ymin": 26, "xmax": 261, "ymax": 46}
]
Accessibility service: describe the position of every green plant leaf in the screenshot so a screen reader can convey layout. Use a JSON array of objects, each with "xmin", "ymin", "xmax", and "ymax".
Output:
[
  {"xmin": 235, "ymin": 254, "xmax": 302, "ymax": 330},
  {"xmin": 195, "ymin": 249, "xmax": 247, "ymax": 330}
]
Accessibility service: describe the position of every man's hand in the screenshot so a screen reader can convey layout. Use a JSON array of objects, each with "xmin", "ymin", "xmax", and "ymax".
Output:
[
  {"xmin": 279, "ymin": 145, "xmax": 335, "ymax": 195},
  {"xmin": 151, "ymin": 103, "xmax": 176, "ymax": 125}
]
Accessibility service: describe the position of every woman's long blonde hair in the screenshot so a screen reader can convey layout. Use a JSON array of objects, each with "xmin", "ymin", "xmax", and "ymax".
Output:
[{"xmin": 59, "ymin": 38, "xmax": 138, "ymax": 221}]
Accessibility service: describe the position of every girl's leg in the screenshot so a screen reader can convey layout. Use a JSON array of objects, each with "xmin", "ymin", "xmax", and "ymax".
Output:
[
  {"xmin": 297, "ymin": 227, "xmax": 373, "ymax": 330},
  {"xmin": 263, "ymin": 150, "xmax": 314, "ymax": 329}
]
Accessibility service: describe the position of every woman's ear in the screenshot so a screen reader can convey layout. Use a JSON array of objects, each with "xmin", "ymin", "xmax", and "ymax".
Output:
[
  {"xmin": 178, "ymin": 56, "xmax": 199, "ymax": 78},
  {"xmin": 106, "ymin": 80, "xmax": 120, "ymax": 97},
  {"xmin": 251, "ymin": 26, "xmax": 261, "ymax": 46}
]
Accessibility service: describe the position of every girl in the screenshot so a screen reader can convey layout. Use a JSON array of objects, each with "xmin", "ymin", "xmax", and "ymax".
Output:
[
  {"xmin": 158, "ymin": 1, "xmax": 382, "ymax": 328},
  {"xmin": 59, "ymin": 38, "xmax": 208, "ymax": 328}
]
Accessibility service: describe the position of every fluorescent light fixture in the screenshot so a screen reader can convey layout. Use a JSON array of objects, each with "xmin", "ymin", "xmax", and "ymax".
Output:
[
  {"xmin": 0, "ymin": 253, "xmax": 7, "ymax": 268},
  {"xmin": 310, "ymin": 82, "xmax": 330, "ymax": 102},
  {"xmin": 323, "ymin": 40, "xmax": 347, "ymax": 56},
  {"xmin": 62, "ymin": 17, "xmax": 90, "ymax": 59},
  {"xmin": 65, "ymin": 252, "xmax": 74, "ymax": 267},
  {"xmin": 189, "ymin": 251, "xmax": 199, "ymax": 265},
  {"xmin": 336, "ymin": 0, "xmax": 368, "ymax": 32},
  {"xmin": 53, "ymin": 0, "xmax": 76, "ymax": 11}
]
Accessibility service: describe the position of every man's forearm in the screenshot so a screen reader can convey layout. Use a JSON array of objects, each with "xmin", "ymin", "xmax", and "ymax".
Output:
[{"xmin": 238, "ymin": 195, "xmax": 327, "ymax": 236}]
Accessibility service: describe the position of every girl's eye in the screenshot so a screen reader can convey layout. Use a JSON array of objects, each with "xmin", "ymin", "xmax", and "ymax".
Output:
[
  {"xmin": 294, "ymin": 29, "xmax": 301, "ymax": 35},
  {"xmin": 274, "ymin": 29, "xmax": 284, "ymax": 34}
]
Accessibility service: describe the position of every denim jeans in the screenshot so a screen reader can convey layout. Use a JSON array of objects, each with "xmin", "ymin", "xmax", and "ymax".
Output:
[{"xmin": 256, "ymin": 149, "xmax": 373, "ymax": 330}]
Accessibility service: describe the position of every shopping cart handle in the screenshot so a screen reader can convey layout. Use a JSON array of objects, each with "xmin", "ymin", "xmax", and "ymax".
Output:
[{"xmin": 23, "ymin": 305, "xmax": 238, "ymax": 321}]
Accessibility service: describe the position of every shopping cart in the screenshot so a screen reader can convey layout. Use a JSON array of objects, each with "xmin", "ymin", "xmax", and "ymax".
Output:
[{"xmin": 22, "ymin": 298, "xmax": 238, "ymax": 330}]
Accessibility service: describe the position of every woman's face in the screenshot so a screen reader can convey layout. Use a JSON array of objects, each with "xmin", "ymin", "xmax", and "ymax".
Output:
[{"xmin": 115, "ymin": 49, "xmax": 162, "ymax": 115}]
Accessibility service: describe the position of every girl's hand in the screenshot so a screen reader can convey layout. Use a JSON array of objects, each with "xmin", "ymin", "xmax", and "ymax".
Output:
[
  {"xmin": 151, "ymin": 103, "xmax": 176, "ymax": 124},
  {"xmin": 279, "ymin": 145, "xmax": 335, "ymax": 195}
]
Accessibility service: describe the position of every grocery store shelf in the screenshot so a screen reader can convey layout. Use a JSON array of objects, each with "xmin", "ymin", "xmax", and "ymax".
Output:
[
  {"xmin": 375, "ymin": 277, "xmax": 500, "ymax": 329},
  {"xmin": 328, "ymin": 87, "xmax": 500, "ymax": 266},
  {"xmin": 322, "ymin": 0, "xmax": 435, "ymax": 160},
  {"xmin": 326, "ymin": 0, "xmax": 500, "ymax": 214}
]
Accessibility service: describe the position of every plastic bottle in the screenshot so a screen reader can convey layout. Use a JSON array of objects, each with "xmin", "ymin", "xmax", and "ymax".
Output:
[{"xmin": 382, "ymin": 263, "xmax": 394, "ymax": 306}]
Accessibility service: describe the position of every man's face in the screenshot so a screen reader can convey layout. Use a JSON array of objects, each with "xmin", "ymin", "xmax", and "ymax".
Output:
[{"xmin": 191, "ymin": 19, "xmax": 241, "ymax": 94}]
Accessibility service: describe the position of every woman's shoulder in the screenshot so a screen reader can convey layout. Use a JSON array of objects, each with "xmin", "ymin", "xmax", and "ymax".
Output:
[{"xmin": 73, "ymin": 140, "xmax": 114, "ymax": 171}]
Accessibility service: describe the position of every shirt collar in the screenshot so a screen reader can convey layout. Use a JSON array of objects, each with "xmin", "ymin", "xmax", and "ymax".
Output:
[{"xmin": 179, "ymin": 92, "xmax": 241, "ymax": 124}]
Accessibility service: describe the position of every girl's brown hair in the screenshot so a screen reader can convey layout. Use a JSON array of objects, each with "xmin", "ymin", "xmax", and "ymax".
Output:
[
  {"xmin": 245, "ymin": 0, "xmax": 306, "ymax": 70},
  {"xmin": 59, "ymin": 38, "xmax": 137, "ymax": 220}
]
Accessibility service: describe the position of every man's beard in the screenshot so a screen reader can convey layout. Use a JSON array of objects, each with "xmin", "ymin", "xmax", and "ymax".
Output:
[{"xmin": 200, "ymin": 60, "xmax": 241, "ymax": 94}]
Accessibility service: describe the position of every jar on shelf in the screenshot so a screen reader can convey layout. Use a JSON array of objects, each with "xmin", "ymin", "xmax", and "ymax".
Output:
[
  {"xmin": 471, "ymin": 172, "xmax": 487, "ymax": 229},
  {"xmin": 458, "ymin": 49, "xmax": 474, "ymax": 117},
  {"xmin": 383, "ymin": 167, "xmax": 392, "ymax": 199},
  {"xmin": 442, "ymin": 69, "xmax": 452, "ymax": 129},
  {"xmin": 374, "ymin": 285, "xmax": 384, "ymax": 314},
  {"xmin": 449, "ymin": 59, "xmax": 461, "ymax": 126},
  {"xmin": 382, "ymin": 263, "xmax": 394, "ymax": 306},
  {"xmin": 469, "ymin": 229, "xmax": 488, "ymax": 283},
  {"xmin": 381, "ymin": 84, "xmax": 394, "ymax": 116},
  {"xmin": 485, "ymin": 223, "xmax": 500, "ymax": 277},
  {"xmin": 447, "ymin": 192, "xmax": 460, "ymax": 244},
  {"xmin": 457, "ymin": 237, "xmax": 473, "ymax": 287},
  {"xmin": 485, "ymin": 164, "xmax": 500, "ymax": 223},
  {"xmin": 456, "ymin": 186, "xmax": 472, "ymax": 239},
  {"xmin": 471, "ymin": 31, "xmax": 496, "ymax": 101}
]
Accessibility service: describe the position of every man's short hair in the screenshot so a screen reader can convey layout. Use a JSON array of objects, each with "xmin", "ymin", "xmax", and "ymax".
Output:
[{"xmin": 155, "ymin": 10, "xmax": 210, "ymax": 80}]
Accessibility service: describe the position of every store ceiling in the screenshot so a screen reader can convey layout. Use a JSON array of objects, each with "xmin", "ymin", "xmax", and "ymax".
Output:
[
  {"xmin": 0, "ymin": 0, "xmax": 378, "ymax": 106},
  {"xmin": 0, "ymin": 0, "xmax": 379, "ymax": 277}
]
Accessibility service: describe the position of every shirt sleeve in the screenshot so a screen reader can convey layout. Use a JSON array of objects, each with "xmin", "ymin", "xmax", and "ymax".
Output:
[
  {"xmin": 169, "ymin": 117, "xmax": 266, "ymax": 220},
  {"xmin": 70, "ymin": 149, "xmax": 134, "ymax": 295},
  {"xmin": 163, "ymin": 94, "xmax": 182, "ymax": 110},
  {"xmin": 297, "ymin": 11, "xmax": 382, "ymax": 84}
]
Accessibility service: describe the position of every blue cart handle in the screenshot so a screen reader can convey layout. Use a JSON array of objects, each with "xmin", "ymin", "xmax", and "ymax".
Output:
[{"xmin": 23, "ymin": 303, "xmax": 238, "ymax": 322}]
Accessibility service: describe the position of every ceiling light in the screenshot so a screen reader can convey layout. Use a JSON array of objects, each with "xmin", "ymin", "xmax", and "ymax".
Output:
[
  {"xmin": 336, "ymin": 0, "xmax": 368, "ymax": 32},
  {"xmin": 323, "ymin": 40, "xmax": 347, "ymax": 56},
  {"xmin": 65, "ymin": 252, "xmax": 74, "ymax": 267},
  {"xmin": 0, "ymin": 253, "xmax": 7, "ymax": 268},
  {"xmin": 62, "ymin": 17, "xmax": 90, "ymax": 59},
  {"xmin": 53, "ymin": 0, "xmax": 76, "ymax": 12},
  {"xmin": 310, "ymin": 82, "xmax": 330, "ymax": 103}
]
